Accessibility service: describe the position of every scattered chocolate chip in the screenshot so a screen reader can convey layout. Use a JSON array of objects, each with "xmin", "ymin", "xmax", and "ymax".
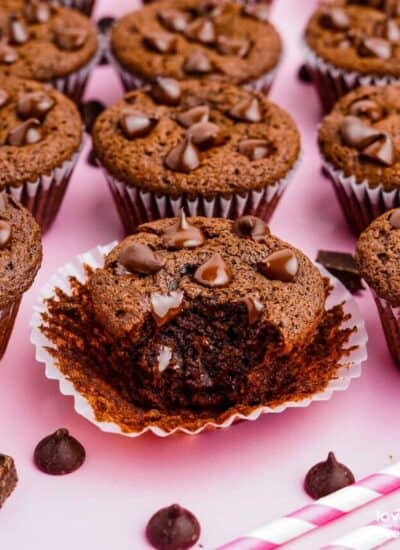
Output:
[
  {"xmin": 0, "ymin": 41, "xmax": 18, "ymax": 64},
  {"xmin": 97, "ymin": 16, "xmax": 115, "ymax": 34},
  {"xmin": 242, "ymin": 4, "xmax": 270, "ymax": 22},
  {"xmin": 187, "ymin": 121, "xmax": 223, "ymax": 149},
  {"xmin": 183, "ymin": 49, "xmax": 213, "ymax": 74},
  {"xmin": 298, "ymin": 63, "xmax": 313, "ymax": 83},
  {"xmin": 349, "ymin": 98, "xmax": 383, "ymax": 121},
  {"xmin": 228, "ymin": 97, "xmax": 262, "ymax": 123},
  {"xmin": 242, "ymin": 295, "xmax": 264, "ymax": 325},
  {"xmin": 0, "ymin": 89, "xmax": 9, "ymax": 108},
  {"xmin": 238, "ymin": 139, "xmax": 271, "ymax": 160},
  {"xmin": 17, "ymin": 91, "xmax": 55, "ymax": 120},
  {"xmin": 375, "ymin": 18, "xmax": 400, "ymax": 42},
  {"xmin": 151, "ymin": 291, "xmax": 184, "ymax": 327},
  {"xmin": 176, "ymin": 105, "xmax": 210, "ymax": 128},
  {"xmin": 119, "ymin": 109, "xmax": 158, "ymax": 139},
  {"xmin": 304, "ymin": 452, "xmax": 355, "ymax": 499},
  {"xmin": 0, "ymin": 221, "xmax": 12, "ymax": 249},
  {"xmin": 316, "ymin": 250, "xmax": 365, "ymax": 293},
  {"xmin": 146, "ymin": 504, "xmax": 201, "ymax": 550},
  {"xmin": 361, "ymin": 132, "xmax": 395, "ymax": 166},
  {"xmin": 258, "ymin": 248, "xmax": 299, "ymax": 282},
  {"xmin": 158, "ymin": 9, "xmax": 189, "ymax": 33},
  {"xmin": 7, "ymin": 119, "xmax": 42, "ymax": 146},
  {"xmin": 358, "ymin": 37, "xmax": 392, "ymax": 59},
  {"xmin": 34, "ymin": 429, "xmax": 85, "ymax": 475},
  {"xmin": 150, "ymin": 76, "xmax": 182, "ymax": 106},
  {"xmin": 54, "ymin": 27, "xmax": 88, "ymax": 50},
  {"xmin": 144, "ymin": 32, "xmax": 177, "ymax": 54},
  {"xmin": 185, "ymin": 18, "xmax": 216, "ymax": 44},
  {"xmin": 25, "ymin": 0, "xmax": 51, "ymax": 24},
  {"xmin": 118, "ymin": 242, "xmax": 165, "ymax": 275},
  {"xmin": 163, "ymin": 210, "xmax": 205, "ymax": 249},
  {"xmin": 340, "ymin": 116, "xmax": 382, "ymax": 149},
  {"xmin": 8, "ymin": 15, "xmax": 29, "ymax": 45},
  {"xmin": 79, "ymin": 100, "xmax": 106, "ymax": 133},
  {"xmin": 0, "ymin": 454, "xmax": 18, "ymax": 509},
  {"xmin": 319, "ymin": 8, "xmax": 350, "ymax": 31},
  {"xmin": 217, "ymin": 36, "xmax": 250, "ymax": 57},
  {"xmin": 165, "ymin": 136, "xmax": 200, "ymax": 173},
  {"xmin": 233, "ymin": 215, "xmax": 270, "ymax": 242},
  {"xmin": 194, "ymin": 253, "xmax": 233, "ymax": 288},
  {"xmin": 389, "ymin": 209, "xmax": 400, "ymax": 228}
]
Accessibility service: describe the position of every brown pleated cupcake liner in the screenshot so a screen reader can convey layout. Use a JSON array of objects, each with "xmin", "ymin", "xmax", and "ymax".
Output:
[
  {"xmin": 6, "ymin": 143, "xmax": 83, "ymax": 234},
  {"xmin": 0, "ymin": 298, "xmax": 22, "ymax": 360},
  {"xmin": 304, "ymin": 44, "xmax": 400, "ymax": 114},
  {"xmin": 372, "ymin": 292, "xmax": 400, "ymax": 368},
  {"xmin": 322, "ymin": 159, "xmax": 400, "ymax": 237},
  {"xmin": 50, "ymin": 0, "xmax": 96, "ymax": 16}
]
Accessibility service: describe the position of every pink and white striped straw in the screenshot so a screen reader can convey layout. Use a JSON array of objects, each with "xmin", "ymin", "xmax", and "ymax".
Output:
[{"xmin": 217, "ymin": 462, "xmax": 400, "ymax": 550}]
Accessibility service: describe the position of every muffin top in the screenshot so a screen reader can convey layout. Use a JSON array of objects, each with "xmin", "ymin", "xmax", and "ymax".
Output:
[
  {"xmin": 0, "ymin": 77, "xmax": 82, "ymax": 188},
  {"xmin": 355, "ymin": 208, "xmax": 400, "ymax": 305},
  {"xmin": 0, "ymin": 193, "xmax": 42, "ymax": 308},
  {"xmin": 305, "ymin": 1, "xmax": 400, "ymax": 77},
  {"xmin": 0, "ymin": 1, "xmax": 98, "ymax": 81},
  {"xmin": 110, "ymin": 0, "xmax": 281, "ymax": 85},
  {"xmin": 93, "ymin": 79, "xmax": 300, "ymax": 197},
  {"xmin": 318, "ymin": 85, "xmax": 400, "ymax": 190},
  {"xmin": 89, "ymin": 215, "xmax": 325, "ymax": 352}
]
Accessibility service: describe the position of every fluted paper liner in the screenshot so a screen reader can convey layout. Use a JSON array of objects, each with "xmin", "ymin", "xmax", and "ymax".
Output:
[
  {"xmin": 30, "ymin": 243, "xmax": 368, "ymax": 437},
  {"xmin": 371, "ymin": 291, "xmax": 400, "ymax": 367}
]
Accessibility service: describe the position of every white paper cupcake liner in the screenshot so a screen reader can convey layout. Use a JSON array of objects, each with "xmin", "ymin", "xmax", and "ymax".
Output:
[
  {"xmin": 322, "ymin": 158, "xmax": 400, "ymax": 236},
  {"xmin": 371, "ymin": 291, "xmax": 400, "ymax": 367},
  {"xmin": 30, "ymin": 242, "xmax": 368, "ymax": 437},
  {"xmin": 50, "ymin": 0, "xmax": 95, "ymax": 16}
]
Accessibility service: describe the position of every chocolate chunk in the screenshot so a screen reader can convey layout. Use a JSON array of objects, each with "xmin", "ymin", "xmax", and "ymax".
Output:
[
  {"xmin": 8, "ymin": 15, "xmax": 29, "ymax": 45},
  {"xmin": 187, "ymin": 121, "xmax": 223, "ymax": 149},
  {"xmin": 0, "ymin": 221, "xmax": 12, "ymax": 249},
  {"xmin": 0, "ymin": 89, "xmax": 9, "ymax": 108},
  {"xmin": 258, "ymin": 248, "xmax": 299, "ymax": 282},
  {"xmin": 242, "ymin": 295, "xmax": 264, "ymax": 325},
  {"xmin": 228, "ymin": 97, "xmax": 262, "ymax": 123},
  {"xmin": 183, "ymin": 50, "xmax": 213, "ymax": 74},
  {"xmin": 375, "ymin": 18, "xmax": 400, "ymax": 42},
  {"xmin": 0, "ymin": 41, "xmax": 18, "ymax": 64},
  {"xmin": 151, "ymin": 291, "xmax": 184, "ymax": 327},
  {"xmin": 158, "ymin": 9, "xmax": 189, "ymax": 33},
  {"xmin": 150, "ymin": 77, "xmax": 181, "ymax": 106},
  {"xmin": 238, "ymin": 139, "xmax": 271, "ymax": 160},
  {"xmin": 233, "ymin": 215, "xmax": 270, "ymax": 241},
  {"xmin": 361, "ymin": 132, "xmax": 395, "ymax": 166},
  {"xmin": 34, "ymin": 429, "xmax": 85, "ymax": 475},
  {"xmin": 217, "ymin": 36, "xmax": 250, "ymax": 57},
  {"xmin": 185, "ymin": 18, "xmax": 216, "ymax": 44},
  {"xmin": 118, "ymin": 242, "xmax": 165, "ymax": 275},
  {"xmin": 298, "ymin": 63, "xmax": 313, "ymax": 83},
  {"xmin": 17, "ymin": 91, "xmax": 55, "ymax": 120},
  {"xmin": 340, "ymin": 116, "xmax": 382, "ymax": 149},
  {"xmin": 390, "ymin": 209, "xmax": 400, "ymax": 228},
  {"xmin": 358, "ymin": 37, "xmax": 392, "ymax": 59},
  {"xmin": 7, "ymin": 119, "xmax": 42, "ymax": 146},
  {"xmin": 143, "ymin": 32, "xmax": 177, "ymax": 54},
  {"xmin": 316, "ymin": 250, "xmax": 364, "ymax": 293},
  {"xmin": 79, "ymin": 100, "xmax": 106, "ymax": 133},
  {"xmin": 119, "ymin": 109, "xmax": 158, "ymax": 139},
  {"xmin": 162, "ymin": 210, "xmax": 205, "ymax": 249},
  {"xmin": 349, "ymin": 99, "xmax": 383, "ymax": 121},
  {"xmin": 54, "ymin": 27, "xmax": 88, "ymax": 50},
  {"xmin": 319, "ymin": 8, "xmax": 350, "ymax": 31},
  {"xmin": 194, "ymin": 253, "xmax": 233, "ymax": 287},
  {"xmin": 165, "ymin": 136, "xmax": 200, "ymax": 173},
  {"xmin": 0, "ymin": 455, "xmax": 17, "ymax": 509},
  {"xmin": 176, "ymin": 105, "xmax": 210, "ymax": 128},
  {"xmin": 146, "ymin": 504, "xmax": 201, "ymax": 550},
  {"xmin": 242, "ymin": 4, "xmax": 270, "ymax": 22},
  {"xmin": 25, "ymin": 1, "xmax": 51, "ymax": 24},
  {"xmin": 304, "ymin": 452, "xmax": 355, "ymax": 499},
  {"xmin": 97, "ymin": 16, "xmax": 115, "ymax": 34}
]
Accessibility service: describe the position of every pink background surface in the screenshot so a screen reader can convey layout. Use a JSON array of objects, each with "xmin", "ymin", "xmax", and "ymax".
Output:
[{"xmin": 0, "ymin": 1, "xmax": 399, "ymax": 548}]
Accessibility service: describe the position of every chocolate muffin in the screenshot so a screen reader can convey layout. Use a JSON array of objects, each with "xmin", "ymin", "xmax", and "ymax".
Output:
[
  {"xmin": 0, "ymin": 193, "xmax": 42, "ymax": 358},
  {"xmin": 49, "ymin": 0, "xmax": 96, "ymax": 17},
  {"xmin": 0, "ymin": 1, "xmax": 99, "ymax": 102},
  {"xmin": 0, "ymin": 77, "xmax": 83, "ymax": 232},
  {"xmin": 40, "ymin": 216, "xmax": 356, "ymax": 433},
  {"xmin": 318, "ymin": 84, "xmax": 400, "ymax": 236},
  {"xmin": 108, "ymin": 0, "xmax": 282, "ymax": 94},
  {"xmin": 305, "ymin": 1, "xmax": 400, "ymax": 112},
  {"xmin": 356, "ymin": 208, "xmax": 400, "ymax": 365},
  {"xmin": 93, "ymin": 79, "xmax": 300, "ymax": 233}
]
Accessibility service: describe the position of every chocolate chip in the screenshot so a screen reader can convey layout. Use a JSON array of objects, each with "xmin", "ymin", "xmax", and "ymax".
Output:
[
  {"xmin": 0, "ymin": 89, "xmax": 9, "ymax": 108},
  {"xmin": 25, "ymin": 1, "xmax": 51, "ymax": 24},
  {"xmin": 118, "ymin": 242, "xmax": 165, "ymax": 275},
  {"xmin": 0, "ymin": 221, "xmax": 11, "ymax": 249},
  {"xmin": 158, "ymin": 9, "xmax": 189, "ymax": 33},
  {"xmin": 233, "ymin": 215, "xmax": 270, "ymax": 241},
  {"xmin": 185, "ymin": 18, "xmax": 216, "ymax": 44},
  {"xmin": 238, "ymin": 139, "xmax": 271, "ymax": 160},
  {"xmin": 146, "ymin": 504, "xmax": 201, "ymax": 550},
  {"xmin": 119, "ymin": 109, "xmax": 158, "ymax": 139},
  {"xmin": 150, "ymin": 76, "xmax": 181, "ymax": 106},
  {"xmin": 228, "ymin": 97, "xmax": 262, "ymax": 123},
  {"xmin": 319, "ymin": 8, "xmax": 350, "ymax": 31},
  {"xmin": 304, "ymin": 452, "xmax": 355, "ymax": 499},
  {"xmin": 7, "ymin": 119, "xmax": 42, "ymax": 146},
  {"xmin": 187, "ymin": 121, "xmax": 223, "ymax": 149},
  {"xmin": 358, "ymin": 37, "xmax": 392, "ymax": 59},
  {"xmin": 361, "ymin": 132, "xmax": 395, "ymax": 166},
  {"xmin": 8, "ymin": 15, "xmax": 29, "ymax": 45},
  {"xmin": 316, "ymin": 250, "xmax": 364, "ymax": 293},
  {"xmin": 54, "ymin": 27, "xmax": 88, "ymax": 50},
  {"xmin": 242, "ymin": 295, "xmax": 264, "ymax": 325},
  {"xmin": 349, "ymin": 98, "xmax": 383, "ymax": 121},
  {"xmin": 97, "ymin": 16, "xmax": 115, "ymax": 34},
  {"xmin": 17, "ymin": 91, "xmax": 55, "ymax": 120},
  {"xmin": 0, "ymin": 454, "xmax": 18, "ymax": 509},
  {"xmin": 183, "ymin": 49, "xmax": 213, "ymax": 74},
  {"xmin": 176, "ymin": 105, "xmax": 210, "ymax": 128},
  {"xmin": 150, "ymin": 291, "xmax": 184, "ymax": 327},
  {"xmin": 298, "ymin": 63, "xmax": 313, "ymax": 83},
  {"xmin": 34, "ymin": 429, "xmax": 85, "ymax": 475},
  {"xmin": 340, "ymin": 116, "xmax": 382, "ymax": 149},
  {"xmin": 162, "ymin": 210, "xmax": 205, "ymax": 249},
  {"xmin": 143, "ymin": 32, "xmax": 177, "ymax": 54},
  {"xmin": 389, "ymin": 209, "xmax": 400, "ymax": 228},
  {"xmin": 0, "ymin": 41, "xmax": 18, "ymax": 64},
  {"xmin": 375, "ymin": 18, "xmax": 400, "ymax": 42},
  {"xmin": 258, "ymin": 248, "xmax": 299, "ymax": 282},
  {"xmin": 194, "ymin": 253, "xmax": 233, "ymax": 287},
  {"xmin": 242, "ymin": 4, "xmax": 270, "ymax": 22},
  {"xmin": 217, "ymin": 36, "xmax": 250, "ymax": 57},
  {"xmin": 165, "ymin": 136, "xmax": 200, "ymax": 173}
]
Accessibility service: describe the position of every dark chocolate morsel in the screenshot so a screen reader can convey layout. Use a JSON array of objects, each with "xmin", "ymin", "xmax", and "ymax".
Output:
[
  {"xmin": 0, "ymin": 221, "xmax": 12, "ymax": 249},
  {"xmin": 258, "ymin": 248, "xmax": 299, "ymax": 282},
  {"xmin": 0, "ymin": 454, "xmax": 18, "ymax": 509},
  {"xmin": 242, "ymin": 4, "xmax": 270, "ymax": 22},
  {"xmin": 151, "ymin": 291, "xmax": 184, "ymax": 327},
  {"xmin": 119, "ymin": 109, "xmax": 158, "ymax": 139},
  {"xmin": 162, "ymin": 210, "xmax": 205, "ymax": 249},
  {"xmin": 187, "ymin": 121, "xmax": 224, "ymax": 149},
  {"xmin": 298, "ymin": 63, "xmax": 313, "ymax": 83},
  {"xmin": 25, "ymin": 1, "xmax": 51, "ymax": 24},
  {"xmin": 183, "ymin": 49, "xmax": 213, "ymax": 74},
  {"xmin": 340, "ymin": 116, "xmax": 382, "ymax": 149},
  {"xmin": 17, "ymin": 91, "xmax": 55, "ymax": 120},
  {"xmin": 217, "ymin": 36, "xmax": 250, "ymax": 57},
  {"xmin": 97, "ymin": 16, "xmax": 116, "ymax": 34},
  {"xmin": 146, "ymin": 504, "xmax": 201, "ymax": 550},
  {"xmin": 165, "ymin": 135, "xmax": 200, "ymax": 173},
  {"xmin": 319, "ymin": 8, "xmax": 350, "ymax": 31},
  {"xmin": 118, "ymin": 242, "xmax": 165, "ymax": 275},
  {"xmin": 8, "ymin": 15, "xmax": 29, "ymax": 45},
  {"xmin": 150, "ymin": 76, "xmax": 182, "ymax": 106},
  {"xmin": 316, "ymin": 250, "xmax": 365, "ymax": 293},
  {"xmin": 194, "ymin": 253, "xmax": 233, "ymax": 287},
  {"xmin": 0, "ymin": 89, "xmax": 9, "ymax": 108},
  {"xmin": 375, "ymin": 18, "xmax": 400, "ymax": 42},
  {"xmin": 158, "ymin": 9, "xmax": 189, "ymax": 33},
  {"xmin": 361, "ymin": 132, "xmax": 395, "ymax": 166},
  {"xmin": 176, "ymin": 105, "xmax": 210, "ymax": 128},
  {"xmin": 233, "ymin": 215, "xmax": 270, "ymax": 241},
  {"xmin": 34, "ymin": 428, "xmax": 86, "ymax": 475},
  {"xmin": 349, "ymin": 99, "xmax": 383, "ymax": 121},
  {"xmin": 358, "ymin": 37, "xmax": 392, "ymax": 59},
  {"xmin": 7, "ymin": 118, "xmax": 42, "ymax": 146},
  {"xmin": 228, "ymin": 97, "xmax": 262, "ymax": 122},
  {"xmin": 54, "ymin": 27, "xmax": 88, "ymax": 50},
  {"xmin": 143, "ymin": 32, "xmax": 177, "ymax": 54},
  {"xmin": 242, "ymin": 295, "xmax": 264, "ymax": 325},
  {"xmin": 304, "ymin": 452, "xmax": 355, "ymax": 499},
  {"xmin": 79, "ymin": 100, "xmax": 106, "ymax": 133},
  {"xmin": 238, "ymin": 139, "xmax": 271, "ymax": 160},
  {"xmin": 185, "ymin": 18, "xmax": 216, "ymax": 44},
  {"xmin": 0, "ymin": 41, "xmax": 18, "ymax": 64},
  {"xmin": 390, "ymin": 209, "xmax": 400, "ymax": 228}
]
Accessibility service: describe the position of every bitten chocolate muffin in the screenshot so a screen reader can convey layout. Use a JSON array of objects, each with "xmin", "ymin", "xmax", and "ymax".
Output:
[
  {"xmin": 305, "ymin": 1, "xmax": 400, "ymax": 112},
  {"xmin": 0, "ymin": 1, "xmax": 99, "ymax": 101},
  {"xmin": 93, "ymin": 79, "xmax": 300, "ymax": 232},
  {"xmin": 0, "ymin": 77, "xmax": 83, "ymax": 232},
  {"xmin": 108, "ymin": 0, "xmax": 281, "ymax": 94},
  {"xmin": 318, "ymin": 84, "xmax": 400, "ymax": 235}
]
